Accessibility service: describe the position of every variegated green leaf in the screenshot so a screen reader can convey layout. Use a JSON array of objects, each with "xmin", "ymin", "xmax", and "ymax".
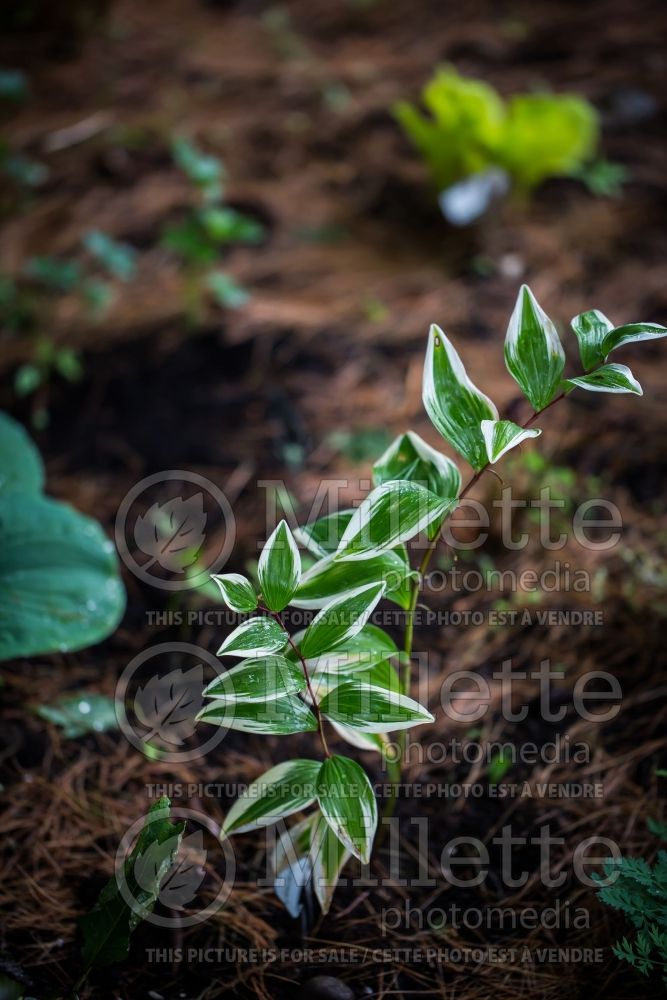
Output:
[
  {"xmin": 203, "ymin": 655, "xmax": 305, "ymax": 701},
  {"xmin": 310, "ymin": 814, "xmax": 351, "ymax": 914},
  {"xmin": 258, "ymin": 520, "xmax": 301, "ymax": 612},
  {"xmin": 335, "ymin": 480, "xmax": 451, "ymax": 561},
  {"xmin": 319, "ymin": 680, "xmax": 434, "ymax": 733},
  {"xmin": 602, "ymin": 321, "xmax": 667, "ymax": 357},
  {"xmin": 217, "ymin": 615, "xmax": 287, "ymax": 658},
  {"xmin": 211, "ymin": 573, "xmax": 257, "ymax": 613},
  {"xmin": 316, "ymin": 755, "xmax": 377, "ymax": 864},
  {"xmin": 504, "ymin": 285, "xmax": 565, "ymax": 411},
  {"xmin": 570, "ymin": 309, "xmax": 614, "ymax": 372},
  {"xmin": 328, "ymin": 719, "xmax": 387, "ymax": 754},
  {"xmin": 293, "ymin": 549, "xmax": 414, "ymax": 610},
  {"xmin": 299, "ymin": 582, "xmax": 386, "ymax": 660},
  {"xmin": 373, "ymin": 430, "xmax": 461, "ymax": 501},
  {"xmin": 423, "ymin": 324, "xmax": 498, "ymax": 470},
  {"xmin": 294, "ymin": 510, "xmax": 355, "ymax": 558},
  {"xmin": 563, "ymin": 363, "xmax": 642, "ymax": 396},
  {"xmin": 481, "ymin": 419, "xmax": 541, "ymax": 464},
  {"xmin": 197, "ymin": 695, "xmax": 317, "ymax": 735},
  {"xmin": 221, "ymin": 760, "xmax": 321, "ymax": 836}
]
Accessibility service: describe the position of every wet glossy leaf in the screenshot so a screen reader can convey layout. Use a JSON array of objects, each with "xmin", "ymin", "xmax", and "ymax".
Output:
[
  {"xmin": 423, "ymin": 324, "xmax": 498, "ymax": 470},
  {"xmin": 319, "ymin": 681, "xmax": 434, "ymax": 733},
  {"xmin": 0, "ymin": 411, "xmax": 44, "ymax": 496},
  {"xmin": 217, "ymin": 615, "xmax": 287, "ymax": 658},
  {"xmin": 336, "ymin": 480, "xmax": 451, "ymax": 560},
  {"xmin": 504, "ymin": 285, "xmax": 565, "ymax": 411},
  {"xmin": 563, "ymin": 363, "xmax": 642, "ymax": 396},
  {"xmin": 80, "ymin": 797, "xmax": 185, "ymax": 969},
  {"xmin": 372, "ymin": 430, "xmax": 461, "ymax": 501},
  {"xmin": 293, "ymin": 549, "xmax": 414, "ymax": 610},
  {"xmin": 316, "ymin": 755, "xmax": 377, "ymax": 864},
  {"xmin": 481, "ymin": 419, "xmax": 541, "ymax": 464},
  {"xmin": 0, "ymin": 493, "xmax": 125, "ymax": 661},
  {"xmin": 35, "ymin": 693, "xmax": 118, "ymax": 738},
  {"xmin": 299, "ymin": 583, "xmax": 386, "ymax": 660},
  {"xmin": 294, "ymin": 510, "xmax": 355, "ymax": 558},
  {"xmin": 203, "ymin": 655, "xmax": 305, "ymax": 701},
  {"xmin": 258, "ymin": 519, "xmax": 301, "ymax": 612},
  {"xmin": 221, "ymin": 760, "xmax": 321, "ymax": 836},
  {"xmin": 211, "ymin": 573, "xmax": 257, "ymax": 613},
  {"xmin": 197, "ymin": 695, "xmax": 317, "ymax": 735},
  {"xmin": 571, "ymin": 309, "xmax": 615, "ymax": 372}
]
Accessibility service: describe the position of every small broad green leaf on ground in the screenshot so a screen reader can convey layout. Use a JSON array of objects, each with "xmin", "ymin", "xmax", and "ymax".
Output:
[
  {"xmin": 294, "ymin": 510, "xmax": 355, "ymax": 557},
  {"xmin": 217, "ymin": 615, "xmax": 287, "ymax": 657},
  {"xmin": 83, "ymin": 230, "xmax": 137, "ymax": 282},
  {"xmin": 601, "ymin": 320, "xmax": 667, "ymax": 357},
  {"xmin": 35, "ymin": 693, "xmax": 118, "ymax": 738},
  {"xmin": 335, "ymin": 480, "xmax": 451, "ymax": 561},
  {"xmin": 481, "ymin": 419, "xmax": 542, "ymax": 464},
  {"xmin": 373, "ymin": 430, "xmax": 461, "ymax": 502},
  {"xmin": 423, "ymin": 324, "xmax": 498, "ymax": 470},
  {"xmin": 258, "ymin": 520, "xmax": 301, "ymax": 612},
  {"xmin": 0, "ymin": 411, "xmax": 45, "ymax": 496},
  {"xmin": 0, "ymin": 492, "xmax": 126, "ymax": 661},
  {"xmin": 504, "ymin": 285, "xmax": 566, "ymax": 411},
  {"xmin": 293, "ymin": 549, "xmax": 414, "ymax": 610},
  {"xmin": 203, "ymin": 655, "xmax": 305, "ymax": 701},
  {"xmin": 563, "ymin": 363, "xmax": 642, "ymax": 396},
  {"xmin": 319, "ymin": 681, "xmax": 434, "ymax": 733},
  {"xmin": 299, "ymin": 583, "xmax": 386, "ymax": 660},
  {"xmin": 205, "ymin": 271, "xmax": 250, "ymax": 310},
  {"xmin": 80, "ymin": 796, "xmax": 185, "ymax": 970},
  {"xmin": 316, "ymin": 755, "xmax": 377, "ymax": 864},
  {"xmin": 211, "ymin": 573, "xmax": 257, "ymax": 613},
  {"xmin": 221, "ymin": 760, "xmax": 321, "ymax": 836},
  {"xmin": 571, "ymin": 309, "xmax": 615, "ymax": 371},
  {"xmin": 310, "ymin": 814, "xmax": 351, "ymax": 914},
  {"xmin": 197, "ymin": 695, "xmax": 317, "ymax": 735}
]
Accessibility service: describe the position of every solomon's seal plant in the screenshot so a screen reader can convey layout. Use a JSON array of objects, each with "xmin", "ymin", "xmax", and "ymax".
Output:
[{"xmin": 200, "ymin": 284, "xmax": 665, "ymax": 914}]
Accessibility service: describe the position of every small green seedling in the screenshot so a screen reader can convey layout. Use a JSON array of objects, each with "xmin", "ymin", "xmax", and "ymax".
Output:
[
  {"xmin": 4, "ymin": 231, "xmax": 137, "ymax": 424},
  {"xmin": 163, "ymin": 137, "xmax": 263, "ymax": 319},
  {"xmin": 595, "ymin": 819, "xmax": 667, "ymax": 987},
  {"xmin": 0, "ymin": 411, "xmax": 125, "ymax": 660},
  {"xmin": 394, "ymin": 66, "xmax": 614, "ymax": 224},
  {"xmin": 202, "ymin": 285, "xmax": 665, "ymax": 914}
]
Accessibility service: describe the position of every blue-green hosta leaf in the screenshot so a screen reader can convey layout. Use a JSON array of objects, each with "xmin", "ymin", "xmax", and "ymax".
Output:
[
  {"xmin": 563, "ymin": 363, "xmax": 642, "ymax": 396},
  {"xmin": 335, "ymin": 480, "xmax": 451, "ymax": 561},
  {"xmin": 481, "ymin": 419, "xmax": 542, "ymax": 464},
  {"xmin": 0, "ymin": 493, "xmax": 125, "ymax": 661},
  {"xmin": 0, "ymin": 411, "xmax": 45, "ymax": 496},
  {"xmin": 299, "ymin": 582, "xmax": 386, "ymax": 660},
  {"xmin": 601, "ymin": 321, "xmax": 667, "ymax": 357},
  {"xmin": 293, "ymin": 549, "xmax": 415, "ymax": 610},
  {"xmin": 316, "ymin": 755, "xmax": 377, "ymax": 864},
  {"xmin": 217, "ymin": 615, "xmax": 287, "ymax": 657},
  {"xmin": 197, "ymin": 695, "xmax": 317, "ymax": 735},
  {"xmin": 310, "ymin": 814, "xmax": 352, "ymax": 914},
  {"xmin": 571, "ymin": 309, "xmax": 615, "ymax": 372},
  {"xmin": 423, "ymin": 324, "xmax": 498, "ymax": 470},
  {"xmin": 373, "ymin": 430, "xmax": 461, "ymax": 501},
  {"xmin": 211, "ymin": 573, "xmax": 257, "ymax": 613},
  {"xmin": 319, "ymin": 681, "xmax": 434, "ymax": 733},
  {"xmin": 80, "ymin": 797, "xmax": 185, "ymax": 969},
  {"xmin": 221, "ymin": 760, "xmax": 321, "ymax": 836},
  {"xmin": 203, "ymin": 655, "xmax": 306, "ymax": 701},
  {"xmin": 504, "ymin": 285, "xmax": 565, "ymax": 411},
  {"xmin": 258, "ymin": 520, "xmax": 301, "ymax": 612},
  {"xmin": 295, "ymin": 510, "xmax": 355, "ymax": 557}
]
